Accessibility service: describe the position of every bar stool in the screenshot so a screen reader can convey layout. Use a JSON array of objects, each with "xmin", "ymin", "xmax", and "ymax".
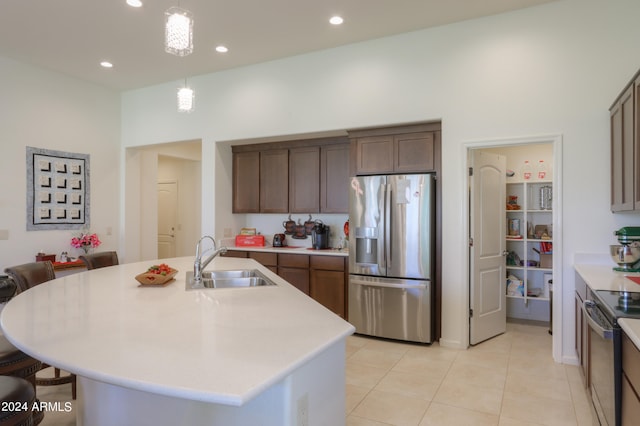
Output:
[
  {"xmin": 0, "ymin": 276, "xmax": 43, "ymax": 425},
  {"xmin": 0, "ymin": 376, "xmax": 36, "ymax": 426},
  {"xmin": 79, "ymin": 251, "xmax": 119, "ymax": 270},
  {"xmin": 3, "ymin": 262, "xmax": 76, "ymax": 400}
]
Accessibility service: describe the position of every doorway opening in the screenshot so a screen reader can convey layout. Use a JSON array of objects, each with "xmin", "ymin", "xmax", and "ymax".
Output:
[
  {"xmin": 466, "ymin": 135, "xmax": 562, "ymax": 362},
  {"xmin": 123, "ymin": 140, "xmax": 202, "ymax": 262}
]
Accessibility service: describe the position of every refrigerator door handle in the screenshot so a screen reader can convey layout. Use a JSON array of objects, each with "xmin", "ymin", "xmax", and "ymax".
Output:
[{"xmin": 385, "ymin": 183, "xmax": 391, "ymax": 269}]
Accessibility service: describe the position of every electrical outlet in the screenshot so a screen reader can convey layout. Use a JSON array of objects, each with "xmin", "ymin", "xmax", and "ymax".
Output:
[
  {"xmin": 0, "ymin": 229, "xmax": 8, "ymax": 240},
  {"xmin": 223, "ymin": 228, "xmax": 232, "ymax": 238},
  {"xmin": 297, "ymin": 393, "xmax": 308, "ymax": 426}
]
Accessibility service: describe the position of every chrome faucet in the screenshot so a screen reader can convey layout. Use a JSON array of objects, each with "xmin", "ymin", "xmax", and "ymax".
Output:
[{"xmin": 193, "ymin": 236, "xmax": 227, "ymax": 284}]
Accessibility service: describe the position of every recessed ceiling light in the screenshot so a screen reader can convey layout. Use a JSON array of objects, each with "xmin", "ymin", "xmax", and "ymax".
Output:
[
  {"xmin": 126, "ymin": 0, "xmax": 143, "ymax": 7},
  {"xmin": 329, "ymin": 16, "xmax": 344, "ymax": 25},
  {"xmin": 100, "ymin": 61, "xmax": 114, "ymax": 68},
  {"xmin": 215, "ymin": 45, "xmax": 229, "ymax": 53}
]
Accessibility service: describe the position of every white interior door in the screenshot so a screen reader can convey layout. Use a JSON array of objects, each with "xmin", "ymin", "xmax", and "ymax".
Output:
[
  {"xmin": 158, "ymin": 181, "xmax": 178, "ymax": 259},
  {"xmin": 469, "ymin": 150, "xmax": 507, "ymax": 345}
]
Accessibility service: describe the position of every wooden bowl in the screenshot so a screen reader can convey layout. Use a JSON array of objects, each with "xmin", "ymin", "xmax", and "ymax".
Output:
[{"xmin": 135, "ymin": 268, "xmax": 178, "ymax": 286}]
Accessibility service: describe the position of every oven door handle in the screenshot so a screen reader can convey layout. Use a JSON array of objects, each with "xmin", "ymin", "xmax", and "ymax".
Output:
[{"xmin": 583, "ymin": 300, "xmax": 615, "ymax": 340}]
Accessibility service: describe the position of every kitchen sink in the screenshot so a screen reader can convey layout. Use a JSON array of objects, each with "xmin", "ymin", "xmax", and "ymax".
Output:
[{"xmin": 185, "ymin": 269, "xmax": 277, "ymax": 290}]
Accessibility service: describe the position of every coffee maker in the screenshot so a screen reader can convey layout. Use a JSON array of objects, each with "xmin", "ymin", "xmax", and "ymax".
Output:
[{"xmin": 311, "ymin": 221, "xmax": 330, "ymax": 250}]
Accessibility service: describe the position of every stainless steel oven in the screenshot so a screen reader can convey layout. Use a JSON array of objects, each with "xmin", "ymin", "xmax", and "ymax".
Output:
[
  {"xmin": 583, "ymin": 288, "xmax": 640, "ymax": 426},
  {"xmin": 583, "ymin": 297, "xmax": 621, "ymax": 426}
]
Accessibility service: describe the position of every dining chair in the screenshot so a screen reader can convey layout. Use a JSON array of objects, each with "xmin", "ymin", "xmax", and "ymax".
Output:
[
  {"xmin": 79, "ymin": 251, "xmax": 119, "ymax": 270},
  {"xmin": 3, "ymin": 261, "xmax": 76, "ymax": 400}
]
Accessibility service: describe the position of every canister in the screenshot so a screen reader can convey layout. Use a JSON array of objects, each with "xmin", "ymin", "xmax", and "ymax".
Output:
[
  {"xmin": 539, "ymin": 186, "xmax": 552, "ymax": 210},
  {"xmin": 508, "ymin": 219, "xmax": 520, "ymax": 236}
]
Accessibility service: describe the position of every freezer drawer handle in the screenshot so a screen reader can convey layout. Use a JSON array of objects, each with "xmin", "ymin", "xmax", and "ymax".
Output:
[
  {"xmin": 582, "ymin": 300, "xmax": 614, "ymax": 340},
  {"xmin": 350, "ymin": 278, "xmax": 427, "ymax": 289}
]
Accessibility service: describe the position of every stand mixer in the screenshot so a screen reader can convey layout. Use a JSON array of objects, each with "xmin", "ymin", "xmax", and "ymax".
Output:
[{"xmin": 612, "ymin": 227, "xmax": 640, "ymax": 272}]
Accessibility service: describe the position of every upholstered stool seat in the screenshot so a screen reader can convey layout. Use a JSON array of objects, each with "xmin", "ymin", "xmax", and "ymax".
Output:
[
  {"xmin": 0, "ymin": 376, "xmax": 36, "ymax": 425},
  {"xmin": 0, "ymin": 276, "xmax": 17, "ymax": 304},
  {"xmin": 0, "ymin": 337, "xmax": 41, "ymax": 388},
  {"xmin": 79, "ymin": 251, "xmax": 119, "ymax": 270}
]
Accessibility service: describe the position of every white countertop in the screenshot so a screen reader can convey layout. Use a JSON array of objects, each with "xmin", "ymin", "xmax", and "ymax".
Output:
[
  {"xmin": 0, "ymin": 256, "xmax": 354, "ymax": 406},
  {"xmin": 574, "ymin": 263, "xmax": 640, "ymax": 292},
  {"xmin": 575, "ymin": 262, "xmax": 640, "ymax": 350}
]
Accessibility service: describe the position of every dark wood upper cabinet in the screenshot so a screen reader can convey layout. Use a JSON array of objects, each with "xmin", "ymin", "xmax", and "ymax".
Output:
[
  {"xmin": 353, "ymin": 135, "xmax": 395, "ymax": 174},
  {"xmin": 321, "ymin": 144, "xmax": 349, "ymax": 213},
  {"xmin": 260, "ymin": 149, "xmax": 289, "ymax": 213},
  {"xmin": 610, "ymin": 72, "xmax": 639, "ymax": 212},
  {"xmin": 349, "ymin": 123, "xmax": 441, "ymax": 176},
  {"xmin": 395, "ymin": 132, "xmax": 435, "ymax": 173},
  {"xmin": 232, "ymin": 151, "xmax": 260, "ymax": 213},
  {"xmin": 289, "ymin": 146, "xmax": 320, "ymax": 213},
  {"xmin": 232, "ymin": 137, "xmax": 349, "ymax": 214}
]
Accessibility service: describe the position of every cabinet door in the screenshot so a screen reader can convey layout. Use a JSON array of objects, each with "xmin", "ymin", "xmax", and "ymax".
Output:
[
  {"xmin": 394, "ymin": 132, "xmax": 435, "ymax": 173},
  {"xmin": 310, "ymin": 269, "xmax": 345, "ymax": 318},
  {"xmin": 289, "ymin": 146, "xmax": 320, "ymax": 213},
  {"xmin": 611, "ymin": 84, "xmax": 634, "ymax": 212},
  {"xmin": 635, "ymin": 77, "xmax": 640, "ymax": 210},
  {"xmin": 355, "ymin": 136, "xmax": 394, "ymax": 175},
  {"xmin": 278, "ymin": 267, "xmax": 310, "ymax": 295},
  {"xmin": 321, "ymin": 144, "xmax": 349, "ymax": 213},
  {"xmin": 260, "ymin": 149, "xmax": 289, "ymax": 213},
  {"xmin": 233, "ymin": 152, "xmax": 260, "ymax": 213}
]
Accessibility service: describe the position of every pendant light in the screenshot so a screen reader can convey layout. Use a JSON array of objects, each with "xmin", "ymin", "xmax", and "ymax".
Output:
[
  {"xmin": 177, "ymin": 79, "xmax": 194, "ymax": 112},
  {"xmin": 164, "ymin": 6, "xmax": 193, "ymax": 56}
]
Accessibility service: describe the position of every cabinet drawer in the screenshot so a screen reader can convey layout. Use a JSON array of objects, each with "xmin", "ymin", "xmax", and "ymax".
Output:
[
  {"xmin": 310, "ymin": 255, "xmax": 345, "ymax": 271},
  {"xmin": 249, "ymin": 251, "xmax": 277, "ymax": 266},
  {"xmin": 221, "ymin": 250, "xmax": 248, "ymax": 258},
  {"xmin": 623, "ymin": 331, "xmax": 640, "ymax": 390},
  {"xmin": 278, "ymin": 253, "xmax": 309, "ymax": 268}
]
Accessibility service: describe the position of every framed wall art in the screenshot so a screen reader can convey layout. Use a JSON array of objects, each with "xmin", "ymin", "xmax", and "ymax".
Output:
[{"xmin": 26, "ymin": 146, "xmax": 90, "ymax": 231}]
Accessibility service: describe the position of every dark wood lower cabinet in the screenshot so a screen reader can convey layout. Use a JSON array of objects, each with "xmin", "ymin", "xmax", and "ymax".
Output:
[
  {"xmin": 622, "ymin": 331, "xmax": 640, "ymax": 423},
  {"xmin": 221, "ymin": 250, "xmax": 348, "ymax": 315},
  {"xmin": 249, "ymin": 252, "xmax": 277, "ymax": 274},
  {"xmin": 277, "ymin": 253, "xmax": 310, "ymax": 295},
  {"xmin": 310, "ymin": 256, "xmax": 346, "ymax": 318}
]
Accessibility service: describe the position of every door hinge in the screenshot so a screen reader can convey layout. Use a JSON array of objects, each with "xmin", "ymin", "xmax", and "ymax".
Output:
[
  {"xmin": 469, "ymin": 167, "xmax": 473, "ymax": 176},
  {"xmin": 469, "ymin": 308, "xmax": 474, "ymax": 318},
  {"xmin": 469, "ymin": 237, "xmax": 474, "ymax": 247}
]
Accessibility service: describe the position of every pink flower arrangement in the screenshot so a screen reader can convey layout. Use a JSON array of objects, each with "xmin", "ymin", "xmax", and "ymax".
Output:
[{"xmin": 71, "ymin": 232, "xmax": 101, "ymax": 253}]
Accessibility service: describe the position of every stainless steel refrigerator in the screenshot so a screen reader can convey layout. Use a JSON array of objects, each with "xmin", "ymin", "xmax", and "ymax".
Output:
[{"xmin": 348, "ymin": 174, "xmax": 435, "ymax": 343}]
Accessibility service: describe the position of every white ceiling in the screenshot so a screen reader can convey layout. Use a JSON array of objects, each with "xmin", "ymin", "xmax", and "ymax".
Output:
[{"xmin": 0, "ymin": 0, "xmax": 555, "ymax": 91}]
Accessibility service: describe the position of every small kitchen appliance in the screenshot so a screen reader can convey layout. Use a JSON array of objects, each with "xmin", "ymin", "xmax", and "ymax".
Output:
[
  {"xmin": 272, "ymin": 233, "xmax": 286, "ymax": 247},
  {"xmin": 612, "ymin": 227, "xmax": 640, "ymax": 271},
  {"xmin": 311, "ymin": 221, "xmax": 330, "ymax": 250}
]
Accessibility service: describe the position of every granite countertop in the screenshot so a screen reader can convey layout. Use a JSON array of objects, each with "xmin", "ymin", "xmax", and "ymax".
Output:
[{"xmin": 0, "ymin": 256, "xmax": 354, "ymax": 406}]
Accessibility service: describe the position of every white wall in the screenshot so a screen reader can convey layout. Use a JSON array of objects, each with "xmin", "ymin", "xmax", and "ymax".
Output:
[
  {"xmin": 120, "ymin": 0, "xmax": 640, "ymax": 357},
  {"xmin": 0, "ymin": 57, "xmax": 120, "ymax": 271}
]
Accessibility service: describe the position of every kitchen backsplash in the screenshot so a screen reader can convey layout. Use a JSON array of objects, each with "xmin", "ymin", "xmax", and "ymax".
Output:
[{"xmin": 233, "ymin": 213, "xmax": 349, "ymax": 248}]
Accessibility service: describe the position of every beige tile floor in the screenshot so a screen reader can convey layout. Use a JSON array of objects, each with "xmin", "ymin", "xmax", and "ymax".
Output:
[
  {"xmin": 346, "ymin": 321, "xmax": 592, "ymax": 426},
  {"xmin": 37, "ymin": 321, "xmax": 591, "ymax": 426}
]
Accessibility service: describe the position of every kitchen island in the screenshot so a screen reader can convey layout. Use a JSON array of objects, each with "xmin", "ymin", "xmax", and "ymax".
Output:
[{"xmin": 0, "ymin": 256, "xmax": 354, "ymax": 425}]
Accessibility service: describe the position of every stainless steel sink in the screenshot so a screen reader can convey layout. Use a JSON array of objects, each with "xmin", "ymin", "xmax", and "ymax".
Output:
[{"xmin": 185, "ymin": 269, "xmax": 277, "ymax": 290}]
